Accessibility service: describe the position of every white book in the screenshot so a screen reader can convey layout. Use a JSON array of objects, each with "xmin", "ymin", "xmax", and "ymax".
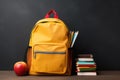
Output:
[
  {"xmin": 78, "ymin": 58, "xmax": 94, "ymax": 61},
  {"xmin": 77, "ymin": 72, "xmax": 97, "ymax": 76}
]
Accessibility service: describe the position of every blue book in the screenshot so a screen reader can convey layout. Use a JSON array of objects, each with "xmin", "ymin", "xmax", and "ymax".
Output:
[{"xmin": 77, "ymin": 61, "xmax": 95, "ymax": 65}]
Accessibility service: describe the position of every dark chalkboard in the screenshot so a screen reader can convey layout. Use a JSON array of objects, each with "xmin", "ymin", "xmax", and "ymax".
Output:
[{"xmin": 0, "ymin": 0, "xmax": 120, "ymax": 70}]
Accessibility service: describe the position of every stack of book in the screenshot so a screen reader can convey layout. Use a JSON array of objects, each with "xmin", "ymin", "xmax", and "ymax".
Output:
[{"xmin": 76, "ymin": 54, "xmax": 97, "ymax": 76}]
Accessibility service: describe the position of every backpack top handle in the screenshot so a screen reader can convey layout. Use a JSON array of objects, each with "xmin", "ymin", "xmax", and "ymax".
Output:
[{"xmin": 45, "ymin": 9, "xmax": 59, "ymax": 18}]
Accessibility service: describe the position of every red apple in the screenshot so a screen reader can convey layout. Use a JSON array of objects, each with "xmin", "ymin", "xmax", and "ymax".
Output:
[{"xmin": 14, "ymin": 61, "xmax": 28, "ymax": 76}]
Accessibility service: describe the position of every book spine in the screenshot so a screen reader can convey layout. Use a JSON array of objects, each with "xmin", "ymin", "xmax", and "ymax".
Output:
[
  {"xmin": 77, "ymin": 72, "xmax": 97, "ymax": 76},
  {"xmin": 77, "ymin": 54, "xmax": 93, "ymax": 58},
  {"xmin": 77, "ymin": 58, "xmax": 94, "ymax": 61},
  {"xmin": 76, "ymin": 61, "xmax": 95, "ymax": 65},
  {"xmin": 77, "ymin": 67, "xmax": 96, "ymax": 72},
  {"xmin": 76, "ymin": 64, "xmax": 96, "ymax": 67}
]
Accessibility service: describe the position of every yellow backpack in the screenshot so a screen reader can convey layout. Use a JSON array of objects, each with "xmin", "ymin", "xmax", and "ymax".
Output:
[{"xmin": 27, "ymin": 10, "xmax": 72, "ymax": 75}]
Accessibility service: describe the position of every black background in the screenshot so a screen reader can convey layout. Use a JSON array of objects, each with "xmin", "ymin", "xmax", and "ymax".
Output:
[{"xmin": 0, "ymin": 0, "xmax": 120, "ymax": 70}]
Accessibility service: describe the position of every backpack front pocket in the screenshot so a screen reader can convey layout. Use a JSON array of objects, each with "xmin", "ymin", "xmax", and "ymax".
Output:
[{"xmin": 32, "ymin": 44, "xmax": 67, "ymax": 74}]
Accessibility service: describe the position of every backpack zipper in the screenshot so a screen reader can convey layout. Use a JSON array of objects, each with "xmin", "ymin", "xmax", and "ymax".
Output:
[{"xmin": 34, "ymin": 51, "xmax": 66, "ymax": 59}]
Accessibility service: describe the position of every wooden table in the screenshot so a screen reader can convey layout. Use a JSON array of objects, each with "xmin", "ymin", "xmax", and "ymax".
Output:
[{"xmin": 0, "ymin": 71, "xmax": 120, "ymax": 80}]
